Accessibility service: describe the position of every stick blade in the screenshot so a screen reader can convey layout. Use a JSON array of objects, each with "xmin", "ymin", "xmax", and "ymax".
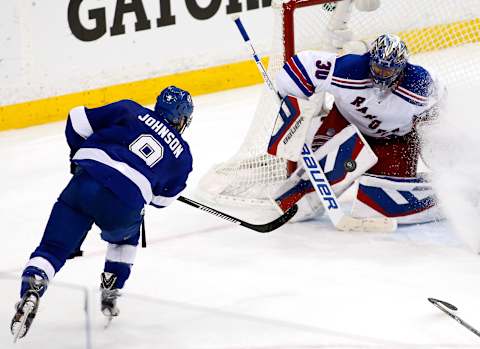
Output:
[
  {"xmin": 428, "ymin": 298, "xmax": 458, "ymax": 311},
  {"xmin": 246, "ymin": 204, "xmax": 298, "ymax": 233},
  {"xmin": 336, "ymin": 215, "xmax": 397, "ymax": 233}
]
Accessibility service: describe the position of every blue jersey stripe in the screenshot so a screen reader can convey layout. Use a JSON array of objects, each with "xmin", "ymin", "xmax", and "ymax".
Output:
[
  {"xmin": 292, "ymin": 55, "xmax": 315, "ymax": 87},
  {"xmin": 284, "ymin": 64, "xmax": 313, "ymax": 98},
  {"xmin": 331, "ymin": 82, "xmax": 371, "ymax": 90},
  {"xmin": 392, "ymin": 90, "xmax": 426, "ymax": 106}
]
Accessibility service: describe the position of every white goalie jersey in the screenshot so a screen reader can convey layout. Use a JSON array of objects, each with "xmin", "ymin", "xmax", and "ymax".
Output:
[{"xmin": 276, "ymin": 51, "xmax": 444, "ymax": 139}]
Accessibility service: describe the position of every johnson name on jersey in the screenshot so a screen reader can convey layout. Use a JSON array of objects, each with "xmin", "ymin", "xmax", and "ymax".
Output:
[
  {"xmin": 276, "ymin": 51, "xmax": 444, "ymax": 138},
  {"xmin": 65, "ymin": 99, "xmax": 193, "ymax": 209}
]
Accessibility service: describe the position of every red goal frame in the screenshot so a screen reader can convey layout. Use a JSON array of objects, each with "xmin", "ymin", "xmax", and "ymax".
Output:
[{"xmin": 282, "ymin": 0, "xmax": 341, "ymax": 60}]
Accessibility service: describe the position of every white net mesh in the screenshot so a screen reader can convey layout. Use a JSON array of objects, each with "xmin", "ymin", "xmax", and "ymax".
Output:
[
  {"xmin": 196, "ymin": 0, "xmax": 480, "ymax": 208},
  {"xmin": 195, "ymin": 1, "xmax": 294, "ymax": 208}
]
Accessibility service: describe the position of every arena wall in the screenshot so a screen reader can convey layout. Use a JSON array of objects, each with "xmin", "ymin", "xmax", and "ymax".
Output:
[
  {"xmin": 2, "ymin": 0, "xmax": 478, "ymax": 131},
  {"xmin": 0, "ymin": 0, "xmax": 274, "ymax": 130}
]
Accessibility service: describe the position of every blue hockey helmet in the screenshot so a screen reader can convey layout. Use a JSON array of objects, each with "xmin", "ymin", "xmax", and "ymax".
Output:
[
  {"xmin": 369, "ymin": 34, "xmax": 409, "ymax": 89},
  {"xmin": 155, "ymin": 86, "xmax": 193, "ymax": 134}
]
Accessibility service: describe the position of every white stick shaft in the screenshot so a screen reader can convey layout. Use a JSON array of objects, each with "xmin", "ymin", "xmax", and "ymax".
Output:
[
  {"xmin": 300, "ymin": 144, "xmax": 346, "ymax": 225},
  {"xmin": 233, "ymin": 16, "xmax": 277, "ymax": 96}
]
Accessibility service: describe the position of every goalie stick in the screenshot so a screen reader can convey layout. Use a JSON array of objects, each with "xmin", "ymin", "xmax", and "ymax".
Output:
[
  {"xmin": 232, "ymin": 16, "xmax": 396, "ymax": 233},
  {"xmin": 428, "ymin": 298, "xmax": 480, "ymax": 338},
  {"xmin": 178, "ymin": 196, "xmax": 297, "ymax": 233}
]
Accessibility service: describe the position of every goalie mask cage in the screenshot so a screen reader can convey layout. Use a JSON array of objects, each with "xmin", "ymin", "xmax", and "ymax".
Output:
[{"xmin": 196, "ymin": 0, "xmax": 480, "ymax": 208}]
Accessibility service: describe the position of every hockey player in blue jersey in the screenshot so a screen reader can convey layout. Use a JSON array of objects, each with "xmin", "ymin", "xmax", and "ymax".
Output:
[{"xmin": 11, "ymin": 86, "xmax": 194, "ymax": 340}]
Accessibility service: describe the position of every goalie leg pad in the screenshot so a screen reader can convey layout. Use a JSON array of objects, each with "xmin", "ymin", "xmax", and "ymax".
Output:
[
  {"xmin": 273, "ymin": 124, "xmax": 378, "ymax": 221},
  {"xmin": 352, "ymin": 173, "xmax": 444, "ymax": 224},
  {"xmin": 275, "ymin": 178, "xmax": 315, "ymax": 213}
]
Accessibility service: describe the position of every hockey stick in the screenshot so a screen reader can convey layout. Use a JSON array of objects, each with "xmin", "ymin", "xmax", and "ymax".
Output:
[
  {"xmin": 232, "ymin": 16, "xmax": 396, "ymax": 233},
  {"xmin": 428, "ymin": 298, "xmax": 480, "ymax": 338},
  {"xmin": 178, "ymin": 196, "xmax": 297, "ymax": 233}
]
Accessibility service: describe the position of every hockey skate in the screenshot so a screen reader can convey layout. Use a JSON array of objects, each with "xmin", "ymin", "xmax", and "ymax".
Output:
[
  {"xmin": 10, "ymin": 270, "xmax": 48, "ymax": 342},
  {"xmin": 100, "ymin": 272, "xmax": 120, "ymax": 328}
]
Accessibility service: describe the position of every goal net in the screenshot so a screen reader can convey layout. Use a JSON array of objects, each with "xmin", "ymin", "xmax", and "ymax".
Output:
[{"xmin": 196, "ymin": 0, "xmax": 480, "ymax": 209}]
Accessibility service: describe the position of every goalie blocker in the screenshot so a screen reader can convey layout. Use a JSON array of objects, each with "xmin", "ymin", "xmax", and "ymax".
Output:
[
  {"xmin": 273, "ymin": 121, "xmax": 377, "ymax": 221},
  {"xmin": 272, "ymin": 103, "xmax": 442, "ymax": 224}
]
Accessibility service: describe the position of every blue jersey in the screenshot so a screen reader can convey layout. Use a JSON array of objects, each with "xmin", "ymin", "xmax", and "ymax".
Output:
[{"xmin": 65, "ymin": 99, "xmax": 192, "ymax": 209}]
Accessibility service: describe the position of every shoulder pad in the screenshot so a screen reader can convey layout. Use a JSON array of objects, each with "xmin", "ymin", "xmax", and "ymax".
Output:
[
  {"xmin": 333, "ymin": 53, "xmax": 371, "ymax": 80},
  {"xmin": 393, "ymin": 64, "xmax": 434, "ymax": 106},
  {"xmin": 399, "ymin": 64, "xmax": 434, "ymax": 98}
]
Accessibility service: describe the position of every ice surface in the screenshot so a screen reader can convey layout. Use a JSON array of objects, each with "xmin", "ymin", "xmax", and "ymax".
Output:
[{"xmin": 1, "ymin": 85, "xmax": 480, "ymax": 348}]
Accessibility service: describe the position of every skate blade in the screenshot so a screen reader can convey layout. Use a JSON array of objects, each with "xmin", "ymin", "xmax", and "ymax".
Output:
[
  {"xmin": 12, "ymin": 302, "xmax": 35, "ymax": 343},
  {"xmin": 12, "ymin": 322, "xmax": 26, "ymax": 343}
]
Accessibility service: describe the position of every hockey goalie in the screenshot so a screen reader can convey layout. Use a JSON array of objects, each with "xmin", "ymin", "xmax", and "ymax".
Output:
[{"xmin": 270, "ymin": 33, "xmax": 446, "ymax": 225}]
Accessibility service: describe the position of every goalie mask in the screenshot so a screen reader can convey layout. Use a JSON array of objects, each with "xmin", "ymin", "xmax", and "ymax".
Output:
[
  {"xmin": 369, "ymin": 34, "xmax": 409, "ymax": 90},
  {"xmin": 155, "ymin": 86, "xmax": 194, "ymax": 134}
]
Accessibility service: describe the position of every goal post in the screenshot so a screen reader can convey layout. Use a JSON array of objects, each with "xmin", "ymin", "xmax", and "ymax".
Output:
[{"xmin": 195, "ymin": 0, "xmax": 480, "ymax": 209}]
